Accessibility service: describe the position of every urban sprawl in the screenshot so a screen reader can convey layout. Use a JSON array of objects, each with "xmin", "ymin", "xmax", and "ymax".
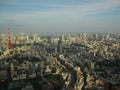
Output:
[{"xmin": 0, "ymin": 32, "xmax": 120, "ymax": 90}]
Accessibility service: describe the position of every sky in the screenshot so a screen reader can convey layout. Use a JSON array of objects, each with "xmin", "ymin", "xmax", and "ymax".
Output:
[{"xmin": 0, "ymin": 0, "xmax": 120, "ymax": 33}]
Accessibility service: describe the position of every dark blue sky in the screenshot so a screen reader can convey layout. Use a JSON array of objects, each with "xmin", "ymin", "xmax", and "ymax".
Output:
[{"xmin": 0, "ymin": 0, "xmax": 120, "ymax": 33}]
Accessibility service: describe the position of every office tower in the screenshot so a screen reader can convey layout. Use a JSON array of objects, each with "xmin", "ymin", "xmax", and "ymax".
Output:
[
  {"xmin": 15, "ymin": 34, "xmax": 20, "ymax": 44},
  {"xmin": 48, "ymin": 36, "xmax": 53, "ymax": 45},
  {"xmin": 20, "ymin": 33, "xmax": 24, "ymax": 44},
  {"xmin": 54, "ymin": 47, "xmax": 57, "ymax": 53},
  {"xmin": 61, "ymin": 34, "xmax": 64, "ymax": 42},
  {"xmin": 58, "ymin": 40, "xmax": 62, "ymax": 53}
]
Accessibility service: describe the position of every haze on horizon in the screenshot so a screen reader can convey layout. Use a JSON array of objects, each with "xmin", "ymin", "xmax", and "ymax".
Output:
[{"xmin": 0, "ymin": 0, "xmax": 120, "ymax": 33}]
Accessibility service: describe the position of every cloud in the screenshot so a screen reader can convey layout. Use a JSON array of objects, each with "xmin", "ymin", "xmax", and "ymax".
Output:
[
  {"xmin": 0, "ymin": 0, "xmax": 120, "ymax": 32},
  {"xmin": 1, "ymin": 0, "xmax": 120, "ymax": 17}
]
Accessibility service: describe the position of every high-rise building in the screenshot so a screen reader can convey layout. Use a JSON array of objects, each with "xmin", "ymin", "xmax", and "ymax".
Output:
[
  {"xmin": 54, "ymin": 47, "xmax": 57, "ymax": 53},
  {"xmin": 20, "ymin": 33, "xmax": 24, "ymax": 44},
  {"xmin": 48, "ymin": 36, "xmax": 53, "ymax": 45},
  {"xmin": 58, "ymin": 40, "xmax": 62, "ymax": 53},
  {"xmin": 14, "ymin": 34, "xmax": 20, "ymax": 44},
  {"xmin": 33, "ymin": 34, "xmax": 38, "ymax": 42},
  {"xmin": 61, "ymin": 34, "xmax": 64, "ymax": 42}
]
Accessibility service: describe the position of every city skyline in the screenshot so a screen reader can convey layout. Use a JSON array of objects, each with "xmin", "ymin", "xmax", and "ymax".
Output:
[{"xmin": 0, "ymin": 0, "xmax": 120, "ymax": 33}]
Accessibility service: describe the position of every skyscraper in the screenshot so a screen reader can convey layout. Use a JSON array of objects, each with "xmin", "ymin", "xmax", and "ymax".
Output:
[{"xmin": 58, "ymin": 40, "xmax": 62, "ymax": 53}]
